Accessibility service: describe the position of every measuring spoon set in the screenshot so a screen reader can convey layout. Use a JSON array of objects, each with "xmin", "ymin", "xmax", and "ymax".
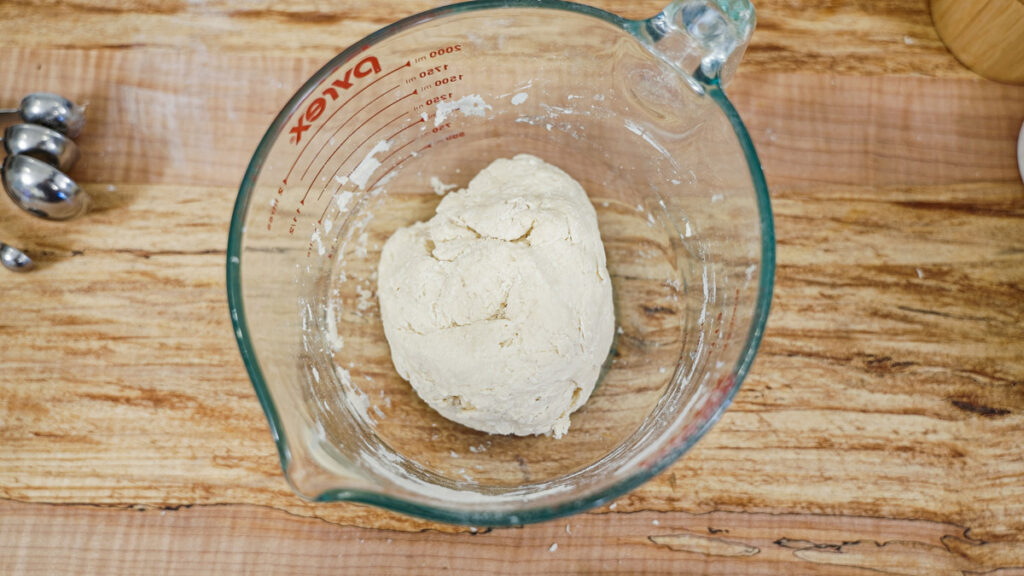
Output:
[{"xmin": 0, "ymin": 93, "xmax": 90, "ymax": 271}]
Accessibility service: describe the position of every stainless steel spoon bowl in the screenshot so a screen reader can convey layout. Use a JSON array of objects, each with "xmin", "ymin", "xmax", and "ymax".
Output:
[
  {"xmin": 0, "ymin": 93, "xmax": 85, "ymax": 139},
  {"xmin": 2, "ymin": 124, "xmax": 80, "ymax": 172},
  {"xmin": 0, "ymin": 242, "xmax": 33, "ymax": 272},
  {"xmin": 2, "ymin": 154, "xmax": 89, "ymax": 220}
]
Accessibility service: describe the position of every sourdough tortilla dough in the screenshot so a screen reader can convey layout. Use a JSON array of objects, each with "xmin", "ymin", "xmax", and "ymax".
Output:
[{"xmin": 377, "ymin": 154, "xmax": 615, "ymax": 438}]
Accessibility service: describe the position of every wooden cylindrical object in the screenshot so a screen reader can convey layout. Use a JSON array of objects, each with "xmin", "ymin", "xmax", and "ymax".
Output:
[{"xmin": 930, "ymin": 0, "xmax": 1024, "ymax": 85}]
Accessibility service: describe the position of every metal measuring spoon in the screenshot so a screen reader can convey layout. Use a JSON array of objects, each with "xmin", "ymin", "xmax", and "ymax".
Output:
[
  {"xmin": 1, "ymin": 124, "xmax": 80, "ymax": 172},
  {"xmin": 0, "ymin": 93, "xmax": 85, "ymax": 139},
  {"xmin": 2, "ymin": 154, "xmax": 89, "ymax": 220},
  {"xmin": 0, "ymin": 242, "xmax": 33, "ymax": 272}
]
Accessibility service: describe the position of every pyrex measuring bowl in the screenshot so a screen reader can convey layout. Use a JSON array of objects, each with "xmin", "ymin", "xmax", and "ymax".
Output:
[{"xmin": 228, "ymin": 0, "xmax": 773, "ymax": 525}]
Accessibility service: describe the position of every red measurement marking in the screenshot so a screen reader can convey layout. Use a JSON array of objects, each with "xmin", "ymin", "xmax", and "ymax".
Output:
[
  {"xmin": 319, "ymin": 197, "xmax": 334, "ymax": 224},
  {"xmin": 314, "ymin": 112, "xmax": 410, "ymax": 203},
  {"xmin": 339, "ymin": 113, "xmax": 408, "ymax": 167},
  {"xmin": 366, "ymin": 143, "xmax": 432, "ymax": 191},
  {"xmin": 281, "ymin": 61, "xmax": 410, "ymax": 185},
  {"xmin": 301, "ymin": 85, "xmax": 400, "ymax": 187},
  {"xmin": 310, "ymin": 89, "xmax": 420, "ymax": 202},
  {"xmin": 267, "ymin": 197, "xmax": 279, "ymax": 230},
  {"xmin": 378, "ymin": 137, "xmax": 417, "ymax": 167},
  {"xmin": 315, "ymin": 135, "xmax": 431, "ymax": 234},
  {"xmin": 385, "ymin": 117, "xmax": 426, "ymax": 142}
]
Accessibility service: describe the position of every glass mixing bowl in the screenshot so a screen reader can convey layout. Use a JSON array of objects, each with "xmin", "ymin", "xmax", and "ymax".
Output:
[{"xmin": 228, "ymin": 0, "xmax": 773, "ymax": 525}]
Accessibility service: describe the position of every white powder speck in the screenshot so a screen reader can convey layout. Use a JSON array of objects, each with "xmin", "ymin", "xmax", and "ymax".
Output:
[
  {"xmin": 336, "ymin": 366, "xmax": 372, "ymax": 423},
  {"xmin": 326, "ymin": 300, "xmax": 343, "ymax": 351},
  {"xmin": 565, "ymin": 524, "xmax": 572, "ymax": 535},
  {"xmin": 904, "ymin": 35, "xmax": 915, "ymax": 45},
  {"xmin": 312, "ymin": 366, "xmax": 320, "ymax": 382},
  {"xmin": 430, "ymin": 176, "xmax": 457, "ymax": 195},
  {"xmin": 450, "ymin": 450, "xmax": 460, "ymax": 458},
  {"xmin": 609, "ymin": 502, "xmax": 617, "ymax": 510},
  {"xmin": 616, "ymin": 326, "xmax": 624, "ymax": 335},
  {"xmin": 684, "ymin": 222, "xmax": 693, "ymax": 237},
  {"xmin": 511, "ymin": 92, "xmax": 528, "ymax": 105},
  {"xmin": 335, "ymin": 190, "xmax": 354, "ymax": 212},
  {"xmin": 355, "ymin": 232, "xmax": 369, "ymax": 259},
  {"xmin": 549, "ymin": 543, "xmax": 558, "ymax": 553},
  {"xmin": 659, "ymin": 367, "xmax": 667, "ymax": 374},
  {"xmin": 652, "ymin": 519, "xmax": 660, "ymax": 526},
  {"xmin": 311, "ymin": 228, "xmax": 326, "ymax": 256},
  {"xmin": 541, "ymin": 104, "xmax": 575, "ymax": 116},
  {"xmin": 435, "ymin": 94, "xmax": 491, "ymax": 126},
  {"xmin": 350, "ymin": 140, "xmax": 391, "ymax": 189},
  {"xmin": 916, "ymin": 268, "xmax": 925, "ymax": 278},
  {"xmin": 711, "ymin": 193, "xmax": 724, "ymax": 203},
  {"xmin": 356, "ymin": 284, "xmax": 374, "ymax": 312}
]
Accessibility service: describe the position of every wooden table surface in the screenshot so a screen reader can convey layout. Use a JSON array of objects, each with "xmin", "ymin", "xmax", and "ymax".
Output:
[{"xmin": 2, "ymin": 1, "xmax": 1023, "ymax": 573}]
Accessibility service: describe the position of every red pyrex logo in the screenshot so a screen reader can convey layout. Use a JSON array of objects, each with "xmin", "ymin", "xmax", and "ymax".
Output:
[{"xmin": 289, "ymin": 56, "xmax": 382, "ymax": 144}]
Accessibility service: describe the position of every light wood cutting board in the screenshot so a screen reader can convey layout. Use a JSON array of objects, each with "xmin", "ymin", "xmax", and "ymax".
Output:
[{"xmin": 1, "ymin": 1, "xmax": 1023, "ymax": 574}]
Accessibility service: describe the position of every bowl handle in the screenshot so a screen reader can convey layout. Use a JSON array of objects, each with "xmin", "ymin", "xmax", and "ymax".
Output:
[{"xmin": 633, "ymin": 0, "xmax": 756, "ymax": 90}]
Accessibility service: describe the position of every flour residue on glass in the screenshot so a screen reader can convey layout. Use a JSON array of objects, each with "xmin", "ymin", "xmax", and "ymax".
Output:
[
  {"xmin": 434, "ymin": 94, "xmax": 491, "ymax": 127},
  {"xmin": 430, "ymin": 176, "xmax": 457, "ymax": 196},
  {"xmin": 350, "ymin": 139, "xmax": 391, "ymax": 189}
]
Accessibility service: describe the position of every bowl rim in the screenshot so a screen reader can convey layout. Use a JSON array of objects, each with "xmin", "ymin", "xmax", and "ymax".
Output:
[{"xmin": 226, "ymin": 0, "xmax": 775, "ymax": 526}]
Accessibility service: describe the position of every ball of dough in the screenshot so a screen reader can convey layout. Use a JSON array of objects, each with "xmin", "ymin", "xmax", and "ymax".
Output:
[{"xmin": 377, "ymin": 154, "xmax": 614, "ymax": 438}]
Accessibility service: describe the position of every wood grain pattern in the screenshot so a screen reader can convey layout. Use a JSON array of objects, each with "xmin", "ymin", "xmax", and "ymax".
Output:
[
  {"xmin": 2, "ymin": 0, "xmax": 1024, "ymax": 573},
  {"xmin": 0, "ymin": 0, "xmax": 970, "ymax": 77},
  {"xmin": 3, "ymin": 500, "xmax": 1024, "ymax": 575}
]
